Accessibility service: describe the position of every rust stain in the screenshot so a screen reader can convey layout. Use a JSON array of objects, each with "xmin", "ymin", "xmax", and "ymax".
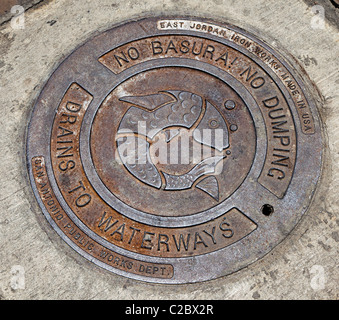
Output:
[
  {"xmin": 49, "ymin": 82, "xmax": 258, "ymax": 258},
  {"xmin": 32, "ymin": 156, "xmax": 174, "ymax": 279}
]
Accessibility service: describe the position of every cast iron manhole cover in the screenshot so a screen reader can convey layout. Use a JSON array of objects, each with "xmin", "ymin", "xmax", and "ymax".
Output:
[{"xmin": 27, "ymin": 17, "xmax": 323, "ymax": 283}]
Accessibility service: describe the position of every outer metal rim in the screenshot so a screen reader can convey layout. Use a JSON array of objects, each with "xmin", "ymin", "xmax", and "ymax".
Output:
[{"xmin": 26, "ymin": 16, "xmax": 323, "ymax": 283}]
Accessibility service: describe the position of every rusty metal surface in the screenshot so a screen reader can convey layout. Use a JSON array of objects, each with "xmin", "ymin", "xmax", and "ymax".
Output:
[{"xmin": 26, "ymin": 17, "xmax": 323, "ymax": 283}]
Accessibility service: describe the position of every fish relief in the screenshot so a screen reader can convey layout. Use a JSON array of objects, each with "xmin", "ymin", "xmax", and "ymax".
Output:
[{"xmin": 116, "ymin": 90, "xmax": 232, "ymax": 201}]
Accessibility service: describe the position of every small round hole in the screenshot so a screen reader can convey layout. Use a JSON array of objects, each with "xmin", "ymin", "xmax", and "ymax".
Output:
[
  {"xmin": 330, "ymin": 0, "xmax": 339, "ymax": 9},
  {"xmin": 261, "ymin": 204, "xmax": 274, "ymax": 216}
]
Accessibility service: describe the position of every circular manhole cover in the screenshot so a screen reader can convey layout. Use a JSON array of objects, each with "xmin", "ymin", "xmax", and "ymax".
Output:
[{"xmin": 27, "ymin": 17, "xmax": 323, "ymax": 283}]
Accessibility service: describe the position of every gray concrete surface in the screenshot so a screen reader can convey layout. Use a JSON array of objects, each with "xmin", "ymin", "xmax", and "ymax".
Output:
[
  {"xmin": 0, "ymin": 0, "xmax": 338, "ymax": 300},
  {"xmin": 0, "ymin": 0, "xmax": 47, "ymax": 25}
]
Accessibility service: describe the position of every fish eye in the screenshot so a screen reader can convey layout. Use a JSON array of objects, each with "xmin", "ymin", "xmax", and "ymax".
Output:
[
  {"xmin": 224, "ymin": 100, "xmax": 236, "ymax": 110},
  {"xmin": 230, "ymin": 124, "xmax": 238, "ymax": 132},
  {"xmin": 208, "ymin": 119, "xmax": 219, "ymax": 128}
]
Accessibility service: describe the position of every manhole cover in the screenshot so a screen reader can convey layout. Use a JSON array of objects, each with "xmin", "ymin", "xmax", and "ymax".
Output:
[{"xmin": 27, "ymin": 17, "xmax": 323, "ymax": 283}]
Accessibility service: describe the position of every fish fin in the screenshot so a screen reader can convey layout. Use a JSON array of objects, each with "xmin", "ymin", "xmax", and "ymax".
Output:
[
  {"xmin": 190, "ymin": 156, "xmax": 225, "ymax": 177},
  {"xmin": 195, "ymin": 176, "xmax": 219, "ymax": 201},
  {"xmin": 119, "ymin": 93, "xmax": 173, "ymax": 110}
]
